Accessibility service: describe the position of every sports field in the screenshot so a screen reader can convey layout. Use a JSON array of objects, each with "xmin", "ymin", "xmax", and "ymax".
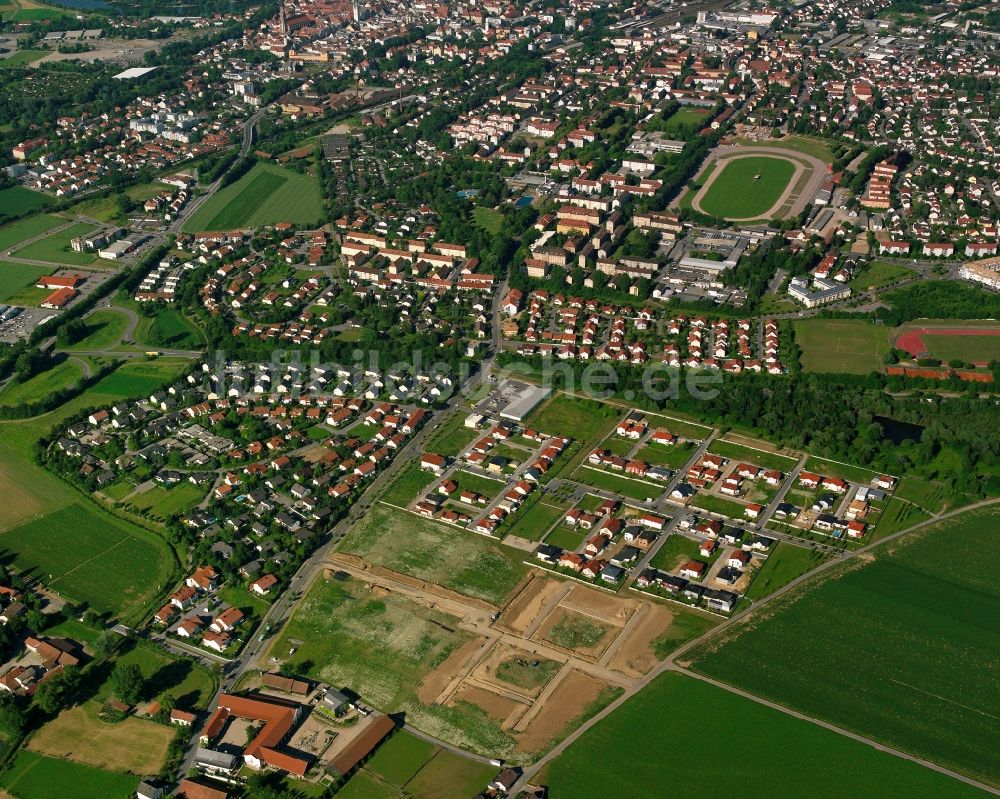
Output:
[
  {"xmin": 0, "ymin": 752, "xmax": 137, "ymax": 799},
  {"xmin": 697, "ymin": 156, "xmax": 797, "ymax": 219},
  {"xmin": 690, "ymin": 507, "xmax": 1000, "ymax": 787},
  {"xmin": 0, "ymin": 186, "xmax": 50, "ymax": 221},
  {"xmin": 546, "ymin": 672, "xmax": 990, "ymax": 799},
  {"xmin": 0, "ymin": 504, "xmax": 173, "ymax": 617},
  {"xmin": 793, "ymin": 319, "xmax": 890, "ymax": 374},
  {"xmin": 341, "ymin": 505, "xmax": 526, "ymax": 605},
  {"xmin": 895, "ymin": 323, "xmax": 1000, "ymax": 365},
  {"xmin": 183, "ymin": 161, "xmax": 322, "ymax": 231}
]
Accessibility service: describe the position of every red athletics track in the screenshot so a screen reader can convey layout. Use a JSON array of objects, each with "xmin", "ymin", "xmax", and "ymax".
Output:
[{"xmin": 895, "ymin": 327, "xmax": 1000, "ymax": 361}]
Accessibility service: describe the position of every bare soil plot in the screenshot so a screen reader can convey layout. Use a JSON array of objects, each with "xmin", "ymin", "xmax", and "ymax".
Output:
[
  {"xmin": 536, "ymin": 608, "xmax": 617, "ymax": 660},
  {"xmin": 605, "ymin": 603, "xmax": 679, "ymax": 678},
  {"xmin": 449, "ymin": 683, "xmax": 529, "ymax": 728},
  {"xmin": 558, "ymin": 584, "xmax": 638, "ymax": 626},
  {"xmin": 495, "ymin": 574, "xmax": 567, "ymax": 636},
  {"xmin": 514, "ymin": 669, "xmax": 611, "ymax": 753},
  {"xmin": 416, "ymin": 637, "xmax": 489, "ymax": 704}
]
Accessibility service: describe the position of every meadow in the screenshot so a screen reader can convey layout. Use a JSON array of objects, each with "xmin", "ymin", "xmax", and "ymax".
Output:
[
  {"xmin": 546, "ymin": 672, "xmax": 990, "ymax": 799},
  {"xmin": 571, "ymin": 465, "xmax": 661, "ymax": 502},
  {"xmin": 340, "ymin": 505, "xmax": 526, "ymax": 605},
  {"xmin": 0, "ymin": 357, "xmax": 84, "ymax": 406},
  {"xmin": 87, "ymin": 357, "xmax": 191, "ymax": 398},
  {"xmin": 183, "ymin": 161, "xmax": 322, "ymax": 231},
  {"xmin": 525, "ymin": 393, "xmax": 620, "ymax": 442},
  {"xmin": 793, "ymin": 319, "xmax": 890, "ymax": 374},
  {"xmin": 698, "ymin": 155, "xmax": 797, "ymax": 219},
  {"xmin": 707, "ymin": 439, "xmax": 799, "ymax": 472},
  {"xmin": 690, "ymin": 507, "xmax": 1000, "ymax": 787},
  {"xmin": 379, "ymin": 461, "xmax": 435, "ymax": 507}
]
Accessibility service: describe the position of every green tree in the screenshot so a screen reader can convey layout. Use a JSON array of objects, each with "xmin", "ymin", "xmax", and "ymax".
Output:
[{"xmin": 111, "ymin": 662, "xmax": 144, "ymax": 704}]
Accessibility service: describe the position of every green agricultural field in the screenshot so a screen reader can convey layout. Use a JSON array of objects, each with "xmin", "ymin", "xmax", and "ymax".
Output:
[
  {"xmin": 380, "ymin": 461, "xmax": 435, "ymax": 507},
  {"xmin": 0, "ymin": 504, "xmax": 173, "ymax": 618},
  {"xmin": 708, "ymin": 439, "xmax": 799, "ymax": 472},
  {"xmin": 0, "ymin": 358, "xmax": 83, "ymax": 407},
  {"xmin": 402, "ymin": 748, "xmax": 498, "ymax": 799},
  {"xmin": 0, "ymin": 261, "xmax": 48, "ymax": 302},
  {"xmin": 0, "ymin": 751, "xmax": 137, "ymax": 799},
  {"xmin": 0, "ymin": 212, "xmax": 65, "ymax": 251},
  {"xmin": 183, "ymin": 161, "xmax": 322, "ymax": 231},
  {"xmin": 88, "ymin": 358, "xmax": 191, "ymax": 398},
  {"xmin": 691, "ymin": 507, "xmax": 1000, "ymax": 788},
  {"xmin": 0, "ymin": 186, "xmax": 51, "ymax": 220},
  {"xmin": 698, "ymin": 156, "xmax": 797, "ymax": 219},
  {"xmin": 337, "ymin": 772, "xmax": 400, "ymax": 799},
  {"xmin": 341, "ymin": 505, "xmax": 526, "ymax": 605},
  {"xmin": 743, "ymin": 543, "xmax": 828, "ymax": 601},
  {"xmin": 546, "ymin": 672, "xmax": 989, "ymax": 799},
  {"xmin": 12, "ymin": 221, "xmax": 101, "ymax": 266},
  {"xmin": 850, "ymin": 260, "xmax": 916, "ymax": 291},
  {"xmin": 365, "ymin": 732, "xmax": 436, "ymax": 788},
  {"xmin": 794, "ymin": 319, "xmax": 890, "ymax": 374},
  {"xmin": 571, "ymin": 465, "xmax": 661, "ymax": 502},
  {"xmin": 525, "ymin": 393, "xmax": 620, "ymax": 442}
]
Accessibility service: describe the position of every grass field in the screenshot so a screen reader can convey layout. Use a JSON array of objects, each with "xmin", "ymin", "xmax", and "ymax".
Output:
[
  {"xmin": 735, "ymin": 135, "xmax": 839, "ymax": 164},
  {"xmin": 88, "ymin": 358, "xmax": 191, "ymax": 398},
  {"xmin": 12, "ymin": 221, "xmax": 101, "ymax": 266},
  {"xmin": 0, "ymin": 49, "xmax": 48, "ymax": 66},
  {"xmin": 698, "ymin": 156, "xmax": 797, "ymax": 219},
  {"xmin": 688, "ymin": 492, "xmax": 749, "ymax": 520},
  {"xmin": 0, "ymin": 213, "xmax": 65, "ymax": 251},
  {"xmin": 917, "ymin": 334, "xmax": 1000, "ymax": 364},
  {"xmin": 0, "ymin": 260, "xmax": 48, "ymax": 303},
  {"xmin": 95, "ymin": 644, "xmax": 215, "ymax": 709},
  {"xmin": 28, "ymin": 702, "xmax": 174, "ymax": 774},
  {"xmin": 708, "ymin": 439, "xmax": 798, "ymax": 472},
  {"xmin": 546, "ymin": 672, "xmax": 989, "ymax": 799},
  {"xmin": 691, "ymin": 506, "xmax": 1000, "ymax": 787},
  {"xmin": 525, "ymin": 393, "xmax": 620, "ymax": 442},
  {"xmin": 660, "ymin": 106, "xmax": 709, "ymax": 136},
  {"xmin": 146, "ymin": 308, "xmax": 201, "ymax": 348},
  {"xmin": 0, "ymin": 504, "xmax": 173, "ymax": 617},
  {"xmin": 505, "ymin": 500, "xmax": 564, "ymax": 541},
  {"xmin": 850, "ymin": 260, "xmax": 916, "ymax": 291},
  {"xmin": 263, "ymin": 571, "xmax": 524, "ymax": 758},
  {"xmin": 0, "ymin": 751, "xmax": 137, "ymax": 799},
  {"xmin": 183, "ymin": 161, "xmax": 322, "ymax": 231},
  {"xmin": 648, "ymin": 534, "xmax": 703, "ymax": 572},
  {"xmin": 64, "ymin": 311, "xmax": 128, "ymax": 351},
  {"xmin": 0, "ymin": 358, "xmax": 83, "ymax": 407},
  {"xmin": 634, "ymin": 440, "xmax": 696, "ymax": 469},
  {"xmin": 380, "ymin": 461, "xmax": 436, "ymax": 507},
  {"xmin": 341, "ymin": 505, "xmax": 526, "ymax": 605},
  {"xmin": 803, "ymin": 455, "xmax": 877, "ymax": 485},
  {"xmin": 893, "ymin": 475, "xmax": 957, "ymax": 514},
  {"xmin": 571, "ymin": 465, "xmax": 661, "ymax": 502},
  {"xmin": 0, "ymin": 186, "xmax": 50, "ymax": 221},
  {"xmin": 424, "ymin": 413, "xmax": 478, "ymax": 457},
  {"xmin": 473, "ymin": 207, "xmax": 504, "ymax": 234},
  {"xmin": 743, "ymin": 543, "xmax": 828, "ymax": 601},
  {"xmin": 794, "ymin": 319, "xmax": 890, "ymax": 374},
  {"xmin": 127, "ymin": 481, "xmax": 205, "ymax": 520}
]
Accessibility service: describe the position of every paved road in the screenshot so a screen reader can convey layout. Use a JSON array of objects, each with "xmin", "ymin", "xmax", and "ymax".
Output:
[{"xmin": 511, "ymin": 497, "xmax": 1000, "ymax": 796}]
